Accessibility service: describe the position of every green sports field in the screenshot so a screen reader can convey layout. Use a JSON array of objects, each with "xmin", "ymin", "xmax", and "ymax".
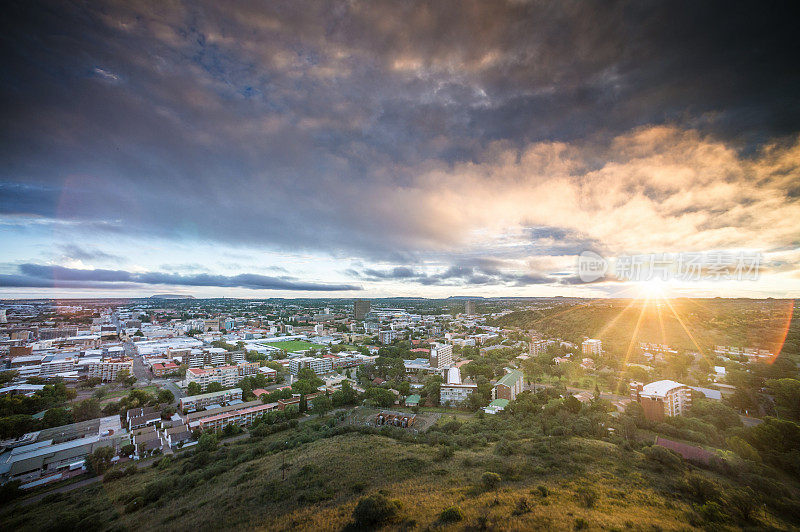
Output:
[{"xmin": 264, "ymin": 340, "xmax": 324, "ymax": 352}]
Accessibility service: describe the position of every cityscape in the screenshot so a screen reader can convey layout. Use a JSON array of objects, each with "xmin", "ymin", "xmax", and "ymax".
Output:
[{"xmin": 2, "ymin": 1, "xmax": 800, "ymax": 531}]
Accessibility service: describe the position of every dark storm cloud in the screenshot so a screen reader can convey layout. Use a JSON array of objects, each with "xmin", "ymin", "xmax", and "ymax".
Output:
[
  {"xmin": 0, "ymin": 0, "xmax": 798, "ymax": 264},
  {"xmin": 2, "ymin": 264, "xmax": 360, "ymax": 291},
  {"xmin": 59, "ymin": 244, "xmax": 122, "ymax": 263},
  {"xmin": 353, "ymin": 264, "xmax": 554, "ymax": 287}
]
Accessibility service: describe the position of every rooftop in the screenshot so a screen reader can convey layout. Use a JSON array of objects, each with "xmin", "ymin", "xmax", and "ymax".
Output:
[
  {"xmin": 181, "ymin": 388, "xmax": 242, "ymax": 402},
  {"xmin": 640, "ymin": 380, "xmax": 688, "ymax": 398},
  {"xmin": 496, "ymin": 369, "xmax": 523, "ymax": 388}
]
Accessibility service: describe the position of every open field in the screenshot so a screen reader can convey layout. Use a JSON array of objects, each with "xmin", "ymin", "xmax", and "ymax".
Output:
[{"xmin": 263, "ymin": 340, "xmax": 324, "ymax": 352}]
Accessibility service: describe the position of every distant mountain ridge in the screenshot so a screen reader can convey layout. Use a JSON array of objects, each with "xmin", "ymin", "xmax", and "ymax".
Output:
[{"xmin": 150, "ymin": 294, "xmax": 196, "ymax": 299}]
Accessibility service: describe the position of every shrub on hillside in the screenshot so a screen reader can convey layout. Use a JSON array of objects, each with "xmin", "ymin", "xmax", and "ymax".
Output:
[
  {"xmin": 512, "ymin": 497, "xmax": 532, "ymax": 515},
  {"xmin": 351, "ymin": 493, "xmax": 401, "ymax": 528},
  {"xmin": 481, "ymin": 471, "xmax": 501, "ymax": 491},
  {"xmin": 727, "ymin": 436, "xmax": 762, "ymax": 463},
  {"xmin": 576, "ymin": 486, "xmax": 597, "ymax": 508},
  {"xmin": 435, "ymin": 445, "xmax": 455, "ymax": 460},
  {"xmin": 644, "ymin": 445, "xmax": 684, "ymax": 470},
  {"xmin": 439, "ymin": 506, "xmax": 464, "ymax": 523},
  {"xmin": 683, "ymin": 473, "xmax": 721, "ymax": 504},
  {"xmin": 726, "ymin": 487, "xmax": 758, "ymax": 522}
]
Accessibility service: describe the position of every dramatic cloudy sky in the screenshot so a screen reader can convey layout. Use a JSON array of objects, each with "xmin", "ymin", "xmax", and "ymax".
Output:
[{"xmin": 1, "ymin": 0, "xmax": 799, "ymax": 298}]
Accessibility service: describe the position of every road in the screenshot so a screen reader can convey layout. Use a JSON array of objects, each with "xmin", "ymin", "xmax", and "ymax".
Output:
[
  {"xmin": 158, "ymin": 379, "xmax": 185, "ymax": 401},
  {"xmin": 131, "ymin": 355, "xmax": 151, "ymax": 383},
  {"xmin": 740, "ymin": 415, "xmax": 763, "ymax": 427}
]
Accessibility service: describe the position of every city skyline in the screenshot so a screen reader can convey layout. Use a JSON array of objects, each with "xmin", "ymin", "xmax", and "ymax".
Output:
[{"xmin": 1, "ymin": 1, "xmax": 799, "ymax": 299}]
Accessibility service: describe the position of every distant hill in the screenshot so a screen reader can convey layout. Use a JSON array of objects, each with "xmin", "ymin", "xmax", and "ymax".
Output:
[
  {"xmin": 149, "ymin": 294, "xmax": 196, "ymax": 299},
  {"xmin": 487, "ymin": 298, "xmax": 798, "ymax": 356}
]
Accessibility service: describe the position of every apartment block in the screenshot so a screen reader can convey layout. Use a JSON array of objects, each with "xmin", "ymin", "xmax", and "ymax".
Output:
[
  {"xmin": 440, "ymin": 383, "xmax": 477, "ymax": 405},
  {"xmin": 87, "ymin": 358, "xmax": 133, "ymax": 382},
  {"xmin": 379, "ymin": 330, "xmax": 399, "ymax": 344},
  {"xmin": 289, "ymin": 356, "xmax": 332, "ymax": 376},
  {"xmin": 39, "ymin": 356, "xmax": 78, "ymax": 378},
  {"xmin": 186, "ymin": 365, "xmax": 239, "ymax": 391},
  {"xmin": 430, "ymin": 343, "xmax": 453, "ymax": 369},
  {"xmin": 185, "ymin": 400, "xmax": 278, "ymax": 432},
  {"xmin": 581, "ymin": 339, "xmax": 602, "ymax": 356},
  {"xmin": 632, "ymin": 380, "xmax": 692, "ymax": 421},
  {"xmin": 179, "ymin": 388, "xmax": 243, "ymax": 413}
]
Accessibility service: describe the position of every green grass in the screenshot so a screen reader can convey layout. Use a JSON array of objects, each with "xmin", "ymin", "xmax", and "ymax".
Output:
[
  {"xmin": 97, "ymin": 385, "xmax": 159, "ymax": 403},
  {"xmin": 3, "ymin": 419, "xmax": 796, "ymax": 531},
  {"xmin": 264, "ymin": 340, "xmax": 324, "ymax": 352}
]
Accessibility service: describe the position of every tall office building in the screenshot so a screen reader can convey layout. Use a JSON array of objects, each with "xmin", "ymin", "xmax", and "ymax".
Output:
[
  {"xmin": 465, "ymin": 300, "xmax": 476, "ymax": 316},
  {"xmin": 354, "ymin": 299, "xmax": 371, "ymax": 321}
]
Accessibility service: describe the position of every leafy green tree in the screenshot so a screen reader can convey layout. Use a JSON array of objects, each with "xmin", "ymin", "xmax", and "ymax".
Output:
[
  {"xmin": 364, "ymin": 387, "xmax": 395, "ymax": 407},
  {"xmin": 312, "ymin": 394, "xmax": 332, "ymax": 415},
  {"xmin": 85, "ymin": 445, "xmax": 114, "ymax": 475},
  {"xmin": 42, "ymin": 407, "xmax": 74, "ymax": 428},
  {"xmin": 396, "ymin": 381, "xmax": 411, "ymax": 396},
  {"xmin": 0, "ymin": 415, "xmax": 40, "ymax": 439},
  {"xmin": 187, "ymin": 382, "xmax": 202, "ymax": 396},
  {"xmin": 120, "ymin": 444, "xmax": 135, "ymax": 457},
  {"xmin": 297, "ymin": 368, "xmax": 323, "ymax": 386},
  {"xmin": 331, "ymin": 380, "xmax": 359, "ymax": 407},
  {"xmin": 0, "ymin": 480, "xmax": 22, "ymax": 504},
  {"xmin": 0, "ymin": 371, "xmax": 19, "ymax": 385},
  {"xmin": 157, "ymin": 389, "xmax": 175, "ymax": 404},
  {"xmin": 198, "ymin": 432, "xmax": 218, "ymax": 452},
  {"xmin": 727, "ymin": 436, "xmax": 761, "ymax": 462},
  {"xmin": 73, "ymin": 398, "xmax": 101, "ymax": 422},
  {"xmin": 116, "ymin": 369, "xmax": 135, "ymax": 386},
  {"xmin": 766, "ymin": 378, "xmax": 800, "ymax": 421},
  {"xmin": 299, "ymin": 395, "xmax": 308, "ymax": 413},
  {"xmin": 421, "ymin": 375, "xmax": 443, "ymax": 406},
  {"xmin": 563, "ymin": 395, "xmax": 582, "ymax": 414},
  {"xmin": 206, "ymin": 382, "xmax": 224, "ymax": 393},
  {"xmin": 690, "ymin": 399, "xmax": 741, "ymax": 430}
]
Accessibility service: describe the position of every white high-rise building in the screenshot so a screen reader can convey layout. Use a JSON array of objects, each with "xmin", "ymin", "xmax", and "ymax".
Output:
[
  {"xmin": 446, "ymin": 366, "xmax": 461, "ymax": 384},
  {"xmin": 430, "ymin": 343, "xmax": 453, "ymax": 369},
  {"xmin": 582, "ymin": 339, "xmax": 602, "ymax": 356}
]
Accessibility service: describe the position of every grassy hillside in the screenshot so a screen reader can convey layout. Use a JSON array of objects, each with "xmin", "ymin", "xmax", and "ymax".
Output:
[{"xmin": 3, "ymin": 406, "xmax": 799, "ymax": 531}]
